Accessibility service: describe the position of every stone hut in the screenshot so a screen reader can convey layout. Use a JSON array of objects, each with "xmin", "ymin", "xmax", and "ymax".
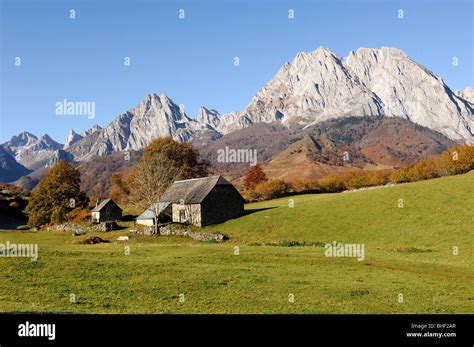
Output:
[
  {"xmin": 159, "ymin": 175, "xmax": 245, "ymax": 227},
  {"xmin": 91, "ymin": 199, "xmax": 122, "ymax": 223}
]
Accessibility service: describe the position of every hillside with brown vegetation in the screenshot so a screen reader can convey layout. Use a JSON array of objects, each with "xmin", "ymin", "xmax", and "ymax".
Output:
[
  {"xmin": 262, "ymin": 135, "xmax": 370, "ymax": 181},
  {"xmin": 199, "ymin": 116, "xmax": 456, "ymax": 183}
]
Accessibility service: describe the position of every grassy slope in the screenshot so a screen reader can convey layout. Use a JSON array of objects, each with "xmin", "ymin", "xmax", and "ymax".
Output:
[{"xmin": 0, "ymin": 172, "xmax": 472, "ymax": 313}]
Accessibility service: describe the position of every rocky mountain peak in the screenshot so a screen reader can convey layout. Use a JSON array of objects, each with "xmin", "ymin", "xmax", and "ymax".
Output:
[
  {"xmin": 67, "ymin": 92, "xmax": 205, "ymax": 160},
  {"xmin": 80, "ymin": 124, "xmax": 102, "ymax": 137},
  {"xmin": 241, "ymin": 45, "xmax": 382, "ymax": 129},
  {"xmin": 345, "ymin": 47, "xmax": 474, "ymax": 142},
  {"xmin": 196, "ymin": 106, "xmax": 220, "ymax": 128},
  {"xmin": 36, "ymin": 134, "xmax": 62, "ymax": 148},
  {"xmin": 211, "ymin": 45, "xmax": 472, "ymax": 144},
  {"xmin": 1, "ymin": 131, "xmax": 68, "ymax": 171},
  {"xmin": 456, "ymin": 87, "xmax": 474, "ymax": 104},
  {"xmin": 64, "ymin": 129, "xmax": 84, "ymax": 149},
  {"xmin": 6, "ymin": 132, "xmax": 38, "ymax": 149}
]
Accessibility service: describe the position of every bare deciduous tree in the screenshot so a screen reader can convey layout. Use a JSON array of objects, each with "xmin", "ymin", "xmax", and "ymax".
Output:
[{"xmin": 129, "ymin": 153, "xmax": 179, "ymax": 234}]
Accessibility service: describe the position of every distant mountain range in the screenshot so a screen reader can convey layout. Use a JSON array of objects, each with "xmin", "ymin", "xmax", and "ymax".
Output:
[{"xmin": 1, "ymin": 46, "xmax": 472, "ymax": 191}]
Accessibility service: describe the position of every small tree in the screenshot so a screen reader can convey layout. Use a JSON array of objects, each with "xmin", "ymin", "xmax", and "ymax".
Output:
[
  {"xmin": 25, "ymin": 160, "xmax": 88, "ymax": 228},
  {"xmin": 109, "ymin": 172, "xmax": 132, "ymax": 205},
  {"xmin": 129, "ymin": 152, "xmax": 179, "ymax": 234},
  {"xmin": 244, "ymin": 164, "xmax": 268, "ymax": 190},
  {"xmin": 109, "ymin": 137, "xmax": 209, "ymax": 205},
  {"xmin": 142, "ymin": 137, "xmax": 208, "ymax": 179}
]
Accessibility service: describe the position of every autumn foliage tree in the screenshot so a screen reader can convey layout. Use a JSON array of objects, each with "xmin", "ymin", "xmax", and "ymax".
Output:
[
  {"xmin": 243, "ymin": 164, "xmax": 268, "ymax": 190},
  {"xmin": 110, "ymin": 137, "xmax": 209, "ymax": 229},
  {"xmin": 25, "ymin": 160, "xmax": 88, "ymax": 228},
  {"xmin": 109, "ymin": 172, "xmax": 133, "ymax": 205}
]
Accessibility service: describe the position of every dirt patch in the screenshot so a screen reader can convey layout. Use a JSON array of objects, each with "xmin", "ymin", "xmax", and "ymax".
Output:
[{"xmin": 77, "ymin": 236, "xmax": 110, "ymax": 245}]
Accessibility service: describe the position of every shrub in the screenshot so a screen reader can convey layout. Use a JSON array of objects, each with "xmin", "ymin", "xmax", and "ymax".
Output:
[
  {"xmin": 253, "ymin": 179, "xmax": 292, "ymax": 200},
  {"xmin": 68, "ymin": 209, "xmax": 91, "ymax": 224},
  {"xmin": 408, "ymin": 157, "xmax": 444, "ymax": 181},
  {"xmin": 366, "ymin": 170, "xmax": 392, "ymax": 186},
  {"xmin": 344, "ymin": 171, "xmax": 370, "ymax": 189},
  {"xmin": 390, "ymin": 165, "xmax": 412, "ymax": 183},
  {"xmin": 440, "ymin": 145, "xmax": 474, "ymax": 175},
  {"xmin": 291, "ymin": 179, "xmax": 322, "ymax": 194},
  {"xmin": 318, "ymin": 174, "xmax": 347, "ymax": 193},
  {"xmin": 390, "ymin": 157, "xmax": 445, "ymax": 183}
]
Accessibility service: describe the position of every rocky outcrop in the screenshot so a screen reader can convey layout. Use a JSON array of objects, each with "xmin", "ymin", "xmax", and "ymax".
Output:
[
  {"xmin": 2, "ymin": 132, "xmax": 71, "ymax": 170},
  {"xmin": 80, "ymin": 124, "xmax": 102, "ymax": 137},
  {"xmin": 455, "ymin": 87, "xmax": 474, "ymax": 105},
  {"xmin": 64, "ymin": 130, "xmax": 83, "ymax": 149}
]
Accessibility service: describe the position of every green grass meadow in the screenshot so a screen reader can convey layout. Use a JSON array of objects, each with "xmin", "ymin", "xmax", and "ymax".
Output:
[{"xmin": 0, "ymin": 172, "xmax": 472, "ymax": 313}]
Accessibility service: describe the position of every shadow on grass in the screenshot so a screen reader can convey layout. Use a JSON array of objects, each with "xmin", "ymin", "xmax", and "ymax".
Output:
[
  {"xmin": 242, "ymin": 207, "xmax": 276, "ymax": 216},
  {"xmin": 121, "ymin": 215, "xmax": 138, "ymax": 222}
]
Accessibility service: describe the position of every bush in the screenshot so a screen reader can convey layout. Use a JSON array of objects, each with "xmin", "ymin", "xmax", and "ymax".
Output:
[
  {"xmin": 291, "ymin": 179, "xmax": 323, "ymax": 194},
  {"xmin": 344, "ymin": 171, "xmax": 370, "ymax": 189},
  {"xmin": 68, "ymin": 209, "xmax": 91, "ymax": 224},
  {"xmin": 252, "ymin": 179, "xmax": 292, "ymax": 200},
  {"xmin": 390, "ymin": 157, "xmax": 445, "ymax": 183},
  {"xmin": 318, "ymin": 174, "xmax": 347, "ymax": 193},
  {"xmin": 389, "ymin": 165, "xmax": 412, "ymax": 183},
  {"xmin": 440, "ymin": 145, "xmax": 474, "ymax": 175},
  {"xmin": 409, "ymin": 157, "xmax": 444, "ymax": 181}
]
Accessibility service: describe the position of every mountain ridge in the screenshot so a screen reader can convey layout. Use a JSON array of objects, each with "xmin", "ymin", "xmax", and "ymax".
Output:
[
  {"xmin": 1, "ymin": 45, "xmax": 473, "ymax": 189},
  {"xmin": 5, "ymin": 46, "xmax": 472, "ymax": 162}
]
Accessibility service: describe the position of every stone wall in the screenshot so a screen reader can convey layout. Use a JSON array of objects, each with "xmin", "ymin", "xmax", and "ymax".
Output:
[
  {"xmin": 137, "ymin": 224, "xmax": 226, "ymax": 242},
  {"xmin": 160, "ymin": 225, "xmax": 226, "ymax": 242},
  {"xmin": 47, "ymin": 222, "xmax": 119, "ymax": 234},
  {"xmin": 171, "ymin": 203, "xmax": 202, "ymax": 226}
]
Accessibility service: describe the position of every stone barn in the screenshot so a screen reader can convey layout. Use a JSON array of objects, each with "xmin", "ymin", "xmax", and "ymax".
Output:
[
  {"xmin": 160, "ymin": 175, "xmax": 245, "ymax": 227},
  {"xmin": 91, "ymin": 199, "xmax": 122, "ymax": 223}
]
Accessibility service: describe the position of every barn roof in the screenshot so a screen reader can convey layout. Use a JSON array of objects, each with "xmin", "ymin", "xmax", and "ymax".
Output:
[
  {"xmin": 160, "ymin": 175, "xmax": 236, "ymax": 204},
  {"xmin": 136, "ymin": 202, "xmax": 171, "ymax": 220},
  {"xmin": 91, "ymin": 198, "xmax": 121, "ymax": 212}
]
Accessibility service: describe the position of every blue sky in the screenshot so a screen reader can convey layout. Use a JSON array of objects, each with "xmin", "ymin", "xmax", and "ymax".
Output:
[{"xmin": 1, "ymin": 0, "xmax": 473, "ymax": 143}]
